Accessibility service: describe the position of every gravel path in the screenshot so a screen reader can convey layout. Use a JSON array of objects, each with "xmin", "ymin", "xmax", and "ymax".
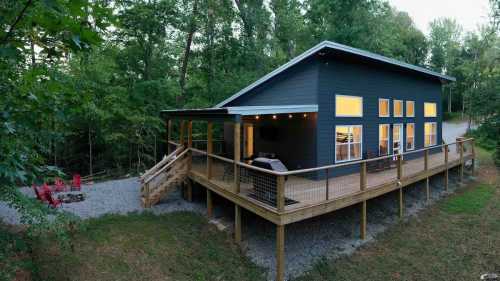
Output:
[
  {"xmin": 0, "ymin": 177, "xmax": 205, "ymax": 225},
  {"xmin": 442, "ymin": 121, "xmax": 471, "ymax": 144}
]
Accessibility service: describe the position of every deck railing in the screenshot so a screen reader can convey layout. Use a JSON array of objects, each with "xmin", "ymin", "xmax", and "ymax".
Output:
[{"xmin": 183, "ymin": 138, "xmax": 474, "ymax": 213}]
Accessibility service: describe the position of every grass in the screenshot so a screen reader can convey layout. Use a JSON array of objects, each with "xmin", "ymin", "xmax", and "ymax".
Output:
[
  {"xmin": 31, "ymin": 212, "xmax": 264, "ymax": 281},
  {"xmin": 295, "ymin": 147, "xmax": 499, "ymax": 281}
]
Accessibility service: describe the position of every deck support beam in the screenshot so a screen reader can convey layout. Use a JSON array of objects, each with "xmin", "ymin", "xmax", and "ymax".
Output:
[
  {"xmin": 360, "ymin": 162, "xmax": 367, "ymax": 239},
  {"xmin": 397, "ymin": 154, "xmax": 403, "ymax": 218},
  {"xmin": 445, "ymin": 144, "xmax": 449, "ymax": 191},
  {"xmin": 234, "ymin": 122, "xmax": 241, "ymax": 193},
  {"xmin": 207, "ymin": 122, "xmax": 213, "ymax": 180},
  {"xmin": 186, "ymin": 120, "xmax": 193, "ymax": 202},
  {"xmin": 276, "ymin": 224, "xmax": 285, "ymax": 281},
  {"xmin": 234, "ymin": 204, "xmax": 242, "ymax": 244},
  {"xmin": 207, "ymin": 189, "xmax": 213, "ymax": 218},
  {"xmin": 459, "ymin": 141, "xmax": 464, "ymax": 183},
  {"xmin": 471, "ymin": 140, "xmax": 476, "ymax": 176},
  {"xmin": 424, "ymin": 150, "xmax": 430, "ymax": 201},
  {"xmin": 179, "ymin": 120, "xmax": 185, "ymax": 146},
  {"xmin": 167, "ymin": 119, "xmax": 172, "ymax": 154}
]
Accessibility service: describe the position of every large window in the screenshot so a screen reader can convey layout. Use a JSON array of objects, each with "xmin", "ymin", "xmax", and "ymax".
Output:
[
  {"xmin": 336, "ymin": 95, "xmax": 363, "ymax": 117},
  {"xmin": 379, "ymin": 99, "xmax": 390, "ymax": 117},
  {"xmin": 379, "ymin": 124, "xmax": 390, "ymax": 155},
  {"xmin": 394, "ymin": 100, "xmax": 403, "ymax": 117},
  {"xmin": 406, "ymin": 101, "xmax": 415, "ymax": 117},
  {"xmin": 406, "ymin": 123, "xmax": 415, "ymax": 150},
  {"xmin": 424, "ymin": 102, "xmax": 437, "ymax": 117},
  {"xmin": 336, "ymin": 125, "xmax": 362, "ymax": 162},
  {"xmin": 424, "ymin": 122, "xmax": 437, "ymax": 147}
]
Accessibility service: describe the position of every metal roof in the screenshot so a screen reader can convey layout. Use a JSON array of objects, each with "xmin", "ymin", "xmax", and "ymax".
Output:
[{"xmin": 216, "ymin": 40, "xmax": 455, "ymax": 108}]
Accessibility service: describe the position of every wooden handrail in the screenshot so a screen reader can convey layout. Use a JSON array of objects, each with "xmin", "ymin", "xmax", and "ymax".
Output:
[
  {"xmin": 144, "ymin": 149, "xmax": 189, "ymax": 184},
  {"xmin": 140, "ymin": 146, "xmax": 184, "ymax": 181}
]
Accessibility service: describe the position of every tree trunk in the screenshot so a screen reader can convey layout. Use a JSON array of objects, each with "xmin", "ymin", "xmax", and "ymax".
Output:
[
  {"xmin": 88, "ymin": 126, "xmax": 93, "ymax": 177},
  {"xmin": 178, "ymin": 0, "xmax": 199, "ymax": 106},
  {"xmin": 448, "ymin": 86, "xmax": 452, "ymax": 113}
]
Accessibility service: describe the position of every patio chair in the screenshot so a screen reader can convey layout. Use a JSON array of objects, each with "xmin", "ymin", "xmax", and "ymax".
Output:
[
  {"xmin": 71, "ymin": 174, "xmax": 81, "ymax": 191},
  {"xmin": 45, "ymin": 188, "xmax": 62, "ymax": 208},
  {"xmin": 54, "ymin": 178, "xmax": 66, "ymax": 192},
  {"xmin": 33, "ymin": 184, "xmax": 48, "ymax": 202}
]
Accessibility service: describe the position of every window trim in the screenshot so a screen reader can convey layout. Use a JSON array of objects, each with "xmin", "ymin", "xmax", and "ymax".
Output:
[
  {"xmin": 406, "ymin": 101, "xmax": 415, "ymax": 117},
  {"xmin": 424, "ymin": 122, "xmax": 437, "ymax": 147},
  {"xmin": 379, "ymin": 124, "xmax": 390, "ymax": 156},
  {"xmin": 406, "ymin": 123, "xmax": 415, "ymax": 151},
  {"xmin": 424, "ymin": 102, "xmax": 437, "ymax": 117},
  {"xmin": 378, "ymin": 98, "xmax": 390, "ymax": 117},
  {"xmin": 393, "ymin": 99, "xmax": 403, "ymax": 117},
  {"xmin": 335, "ymin": 125, "xmax": 363, "ymax": 163},
  {"xmin": 335, "ymin": 95, "xmax": 363, "ymax": 117}
]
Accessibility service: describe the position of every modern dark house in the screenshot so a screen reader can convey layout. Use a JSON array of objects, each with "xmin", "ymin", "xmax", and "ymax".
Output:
[
  {"xmin": 215, "ymin": 40, "xmax": 454, "ymax": 172},
  {"xmin": 142, "ymin": 41, "xmax": 472, "ymax": 281}
]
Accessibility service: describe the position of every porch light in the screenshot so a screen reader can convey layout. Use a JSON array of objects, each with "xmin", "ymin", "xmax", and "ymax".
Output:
[
  {"xmin": 255, "ymin": 115, "xmax": 260, "ymax": 120},
  {"xmin": 272, "ymin": 115, "xmax": 277, "ymax": 119},
  {"xmin": 288, "ymin": 114, "xmax": 293, "ymax": 119},
  {"xmin": 303, "ymin": 113, "xmax": 307, "ymax": 118}
]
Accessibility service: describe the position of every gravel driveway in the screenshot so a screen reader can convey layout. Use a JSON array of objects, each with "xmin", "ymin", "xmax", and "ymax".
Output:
[{"xmin": 442, "ymin": 121, "xmax": 471, "ymax": 144}]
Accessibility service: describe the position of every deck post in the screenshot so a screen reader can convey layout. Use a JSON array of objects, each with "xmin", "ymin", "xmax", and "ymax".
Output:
[
  {"xmin": 207, "ymin": 122, "xmax": 213, "ymax": 180},
  {"xmin": 167, "ymin": 119, "xmax": 172, "ymax": 154},
  {"xmin": 179, "ymin": 120, "xmax": 185, "ymax": 146},
  {"xmin": 424, "ymin": 150, "xmax": 429, "ymax": 201},
  {"xmin": 277, "ymin": 175, "xmax": 285, "ymax": 212},
  {"xmin": 276, "ymin": 224, "xmax": 285, "ymax": 281},
  {"xmin": 186, "ymin": 120, "xmax": 193, "ymax": 202},
  {"xmin": 207, "ymin": 189, "xmax": 213, "ymax": 218},
  {"xmin": 444, "ymin": 144, "xmax": 449, "ymax": 191},
  {"xmin": 471, "ymin": 139, "xmax": 476, "ymax": 176},
  {"xmin": 397, "ymin": 154, "xmax": 403, "ymax": 218},
  {"xmin": 325, "ymin": 168, "xmax": 329, "ymax": 200},
  {"xmin": 360, "ymin": 162, "xmax": 367, "ymax": 239},
  {"xmin": 234, "ymin": 204, "xmax": 242, "ymax": 244},
  {"xmin": 234, "ymin": 122, "xmax": 241, "ymax": 193},
  {"xmin": 459, "ymin": 141, "xmax": 464, "ymax": 183}
]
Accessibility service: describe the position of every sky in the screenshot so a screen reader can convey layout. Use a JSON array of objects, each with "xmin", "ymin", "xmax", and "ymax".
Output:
[{"xmin": 388, "ymin": 0, "xmax": 491, "ymax": 35}]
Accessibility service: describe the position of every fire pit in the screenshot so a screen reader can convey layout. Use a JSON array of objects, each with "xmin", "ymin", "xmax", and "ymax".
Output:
[{"xmin": 57, "ymin": 193, "xmax": 85, "ymax": 203}]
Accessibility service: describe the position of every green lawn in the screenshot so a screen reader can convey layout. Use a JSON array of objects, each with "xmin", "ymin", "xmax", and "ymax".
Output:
[{"xmin": 32, "ymin": 212, "xmax": 264, "ymax": 281}]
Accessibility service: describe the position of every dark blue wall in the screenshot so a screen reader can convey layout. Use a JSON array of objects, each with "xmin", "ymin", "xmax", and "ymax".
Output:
[
  {"xmin": 226, "ymin": 57, "xmax": 320, "ymax": 106},
  {"xmin": 224, "ymin": 52, "xmax": 443, "ymax": 174},
  {"xmin": 317, "ymin": 53, "xmax": 442, "ymax": 175}
]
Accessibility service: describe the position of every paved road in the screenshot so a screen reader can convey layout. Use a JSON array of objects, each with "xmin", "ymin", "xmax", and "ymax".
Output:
[{"xmin": 442, "ymin": 121, "xmax": 470, "ymax": 144}]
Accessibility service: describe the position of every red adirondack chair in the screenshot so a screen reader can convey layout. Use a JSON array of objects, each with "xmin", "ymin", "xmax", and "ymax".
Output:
[
  {"xmin": 54, "ymin": 178, "xmax": 66, "ymax": 192},
  {"xmin": 33, "ymin": 184, "xmax": 48, "ymax": 202},
  {"xmin": 46, "ymin": 188, "xmax": 62, "ymax": 208},
  {"xmin": 71, "ymin": 174, "xmax": 81, "ymax": 191}
]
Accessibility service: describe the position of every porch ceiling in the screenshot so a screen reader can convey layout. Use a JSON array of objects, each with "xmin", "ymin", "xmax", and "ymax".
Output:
[{"xmin": 225, "ymin": 104, "xmax": 318, "ymax": 116}]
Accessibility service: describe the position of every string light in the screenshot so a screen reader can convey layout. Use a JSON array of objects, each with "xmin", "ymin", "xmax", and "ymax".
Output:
[{"xmin": 272, "ymin": 115, "xmax": 277, "ymax": 119}]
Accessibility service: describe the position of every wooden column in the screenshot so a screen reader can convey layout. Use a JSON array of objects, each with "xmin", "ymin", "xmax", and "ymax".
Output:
[
  {"xmin": 179, "ymin": 120, "xmax": 186, "ymax": 146},
  {"xmin": 444, "ymin": 144, "xmax": 449, "ymax": 191},
  {"xmin": 276, "ymin": 224, "xmax": 285, "ymax": 281},
  {"xmin": 277, "ymin": 175, "xmax": 285, "ymax": 212},
  {"xmin": 459, "ymin": 141, "xmax": 464, "ymax": 183},
  {"xmin": 167, "ymin": 119, "xmax": 172, "ymax": 154},
  {"xmin": 424, "ymin": 150, "xmax": 430, "ymax": 201},
  {"xmin": 360, "ymin": 162, "xmax": 367, "ymax": 240},
  {"xmin": 397, "ymin": 154, "xmax": 403, "ymax": 218},
  {"xmin": 207, "ymin": 189, "xmax": 213, "ymax": 218},
  {"xmin": 234, "ymin": 204, "xmax": 242, "ymax": 244},
  {"xmin": 234, "ymin": 122, "xmax": 241, "ymax": 193},
  {"xmin": 471, "ymin": 139, "xmax": 476, "ymax": 176},
  {"xmin": 186, "ymin": 121, "xmax": 193, "ymax": 202},
  {"xmin": 207, "ymin": 122, "xmax": 213, "ymax": 180}
]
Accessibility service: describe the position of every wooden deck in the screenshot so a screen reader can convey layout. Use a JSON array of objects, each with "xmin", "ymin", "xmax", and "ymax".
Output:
[{"xmin": 189, "ymin": 144, "xmax": 471, "ymax": 224}]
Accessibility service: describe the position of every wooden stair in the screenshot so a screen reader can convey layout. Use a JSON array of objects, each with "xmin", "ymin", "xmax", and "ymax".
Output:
[{"xmin": 140, "ymin": 146, "xmax": 189, "ymax": 207}]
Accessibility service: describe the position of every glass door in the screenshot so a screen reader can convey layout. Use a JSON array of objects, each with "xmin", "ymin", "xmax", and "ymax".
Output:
[{"xmin": 393, "ymin": 124, "xmax": 403, "ymax": 155}]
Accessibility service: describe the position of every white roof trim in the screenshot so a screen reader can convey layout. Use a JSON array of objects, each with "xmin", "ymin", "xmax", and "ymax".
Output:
[
  {"xmin": 215, "ymin": 40, "xmax": 455, "ymax": 108},
  {"xmin": 225, "ymin": 105, "xmax": 318, "ymax": 116}
]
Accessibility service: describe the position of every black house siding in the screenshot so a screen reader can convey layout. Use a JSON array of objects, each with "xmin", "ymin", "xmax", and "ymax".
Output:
[{"xmin": 317, "ymin": 54, "xmax": 442, "ymax": 175}]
